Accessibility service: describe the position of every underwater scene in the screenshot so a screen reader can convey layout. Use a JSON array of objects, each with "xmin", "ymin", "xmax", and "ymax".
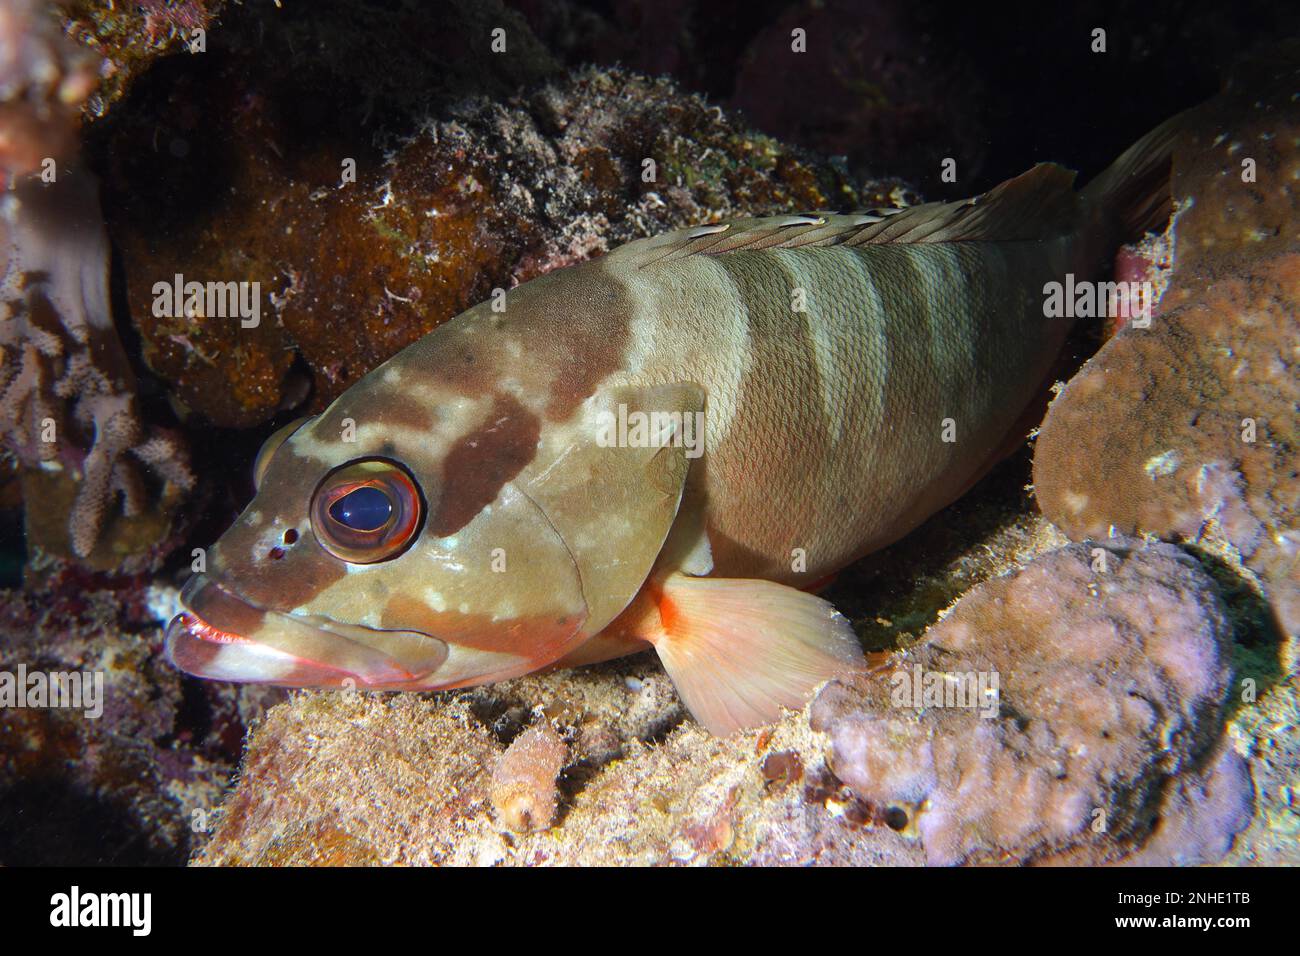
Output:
[{"xmin": 0, "ymin": 0, "xmax": 1297, "ymax": 883}]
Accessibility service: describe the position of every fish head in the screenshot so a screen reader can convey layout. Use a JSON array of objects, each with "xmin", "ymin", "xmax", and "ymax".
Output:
[{"xmin": 165, "ymin": 352, "xmax": 589, "ymax": 691}]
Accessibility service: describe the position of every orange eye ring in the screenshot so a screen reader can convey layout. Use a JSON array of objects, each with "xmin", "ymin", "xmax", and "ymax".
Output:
[{"xmin": 310, "ymin": 459, "xmax": 424, "ymax": 564}]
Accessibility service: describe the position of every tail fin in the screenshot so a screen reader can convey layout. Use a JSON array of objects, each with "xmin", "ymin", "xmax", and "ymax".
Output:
[{"xmin": 1080, "ymin": 109, "xmax": 1191, "ymax": 241}]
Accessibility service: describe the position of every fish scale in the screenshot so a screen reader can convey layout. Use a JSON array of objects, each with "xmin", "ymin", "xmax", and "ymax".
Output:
[{"xmin": 629, "ymin": 236, "xmax": 1074, "ymax": 582}]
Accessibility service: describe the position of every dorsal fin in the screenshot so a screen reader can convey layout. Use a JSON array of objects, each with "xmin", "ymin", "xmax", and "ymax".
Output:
[
  {"xmin": 847, "ymin": 163, "xmax": 1080, "ymax": 245},
  {"xmin": 631, "ymin": 163, "xmax": 1082, "ymax": 269}
]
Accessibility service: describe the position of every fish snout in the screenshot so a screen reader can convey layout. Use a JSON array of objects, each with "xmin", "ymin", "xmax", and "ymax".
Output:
[{"xmin": 165, "ymin": 573, "xmax": 449, "ymax": 689}]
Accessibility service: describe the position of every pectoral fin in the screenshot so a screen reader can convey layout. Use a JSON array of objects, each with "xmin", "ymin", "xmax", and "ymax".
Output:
[{"xmin": 634, "ymin": 572, "xmax": 866, "ymax": 735}]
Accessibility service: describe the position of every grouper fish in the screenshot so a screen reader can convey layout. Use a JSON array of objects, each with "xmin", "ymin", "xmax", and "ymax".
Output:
[{"xmin": 165, "ymin": 121, "xmax": 1178, "ymax": 734}]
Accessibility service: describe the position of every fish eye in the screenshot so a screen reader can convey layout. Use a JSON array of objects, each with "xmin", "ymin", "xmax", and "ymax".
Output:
[
  {"xmin": 310, "ymin": 459, "xmax": 423, "ymax": 564},
  {"xmin": 329, "ymin": 485, "xmax": 392, "ymax": 531}
]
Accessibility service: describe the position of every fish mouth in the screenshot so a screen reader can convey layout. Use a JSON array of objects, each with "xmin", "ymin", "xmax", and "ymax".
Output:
[{"xmin": 165, "ymin": 574, "xmax": 449, "ymax": 689}]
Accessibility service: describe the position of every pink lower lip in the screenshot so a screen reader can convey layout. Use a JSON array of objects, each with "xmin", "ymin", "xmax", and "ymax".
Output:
[
  {"xmin": 164, "ymin": 612, "xmax": 250, "ymax": 677},
  {"xmin": 173, "ymin": 612, "xmax": 249, "ymax": 645}
]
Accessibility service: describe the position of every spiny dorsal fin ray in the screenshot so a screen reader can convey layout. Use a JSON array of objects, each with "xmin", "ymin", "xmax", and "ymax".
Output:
[
  {"xmin": 633, "ymin": 163, "xmax": 1082, "ymax": 268},
  {"xmin": 847, "ymin": 163, "xmax": 1080, "ymax": 245}
]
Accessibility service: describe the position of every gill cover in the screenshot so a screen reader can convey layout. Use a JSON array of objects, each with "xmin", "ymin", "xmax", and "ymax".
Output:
[{"xmin": 509, "ymin": 381, "xmax": 706, "ymax": 633}]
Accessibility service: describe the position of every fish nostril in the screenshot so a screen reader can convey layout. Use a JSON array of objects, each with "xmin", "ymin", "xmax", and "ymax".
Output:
[{"xmin": 283, "ymin": 528, "xmax": 299, "ymax": 545}]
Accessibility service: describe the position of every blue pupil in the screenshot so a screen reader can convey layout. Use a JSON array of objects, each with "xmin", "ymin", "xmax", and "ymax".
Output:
[{"xmin": 329, "ymin": 486, "xmax": 393, "ymax": 531}]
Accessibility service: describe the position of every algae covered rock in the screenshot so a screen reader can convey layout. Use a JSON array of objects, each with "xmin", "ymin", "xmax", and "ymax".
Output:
[{"xmin": 192, "ymin": 658, "xmax": 927, "ymax": 866}]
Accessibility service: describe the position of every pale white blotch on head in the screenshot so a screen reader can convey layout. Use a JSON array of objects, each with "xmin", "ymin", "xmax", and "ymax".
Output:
[
  {"xmin": 251, "ymin": 518, "xmax": 290, "ymax": 563},
  {"xmin": 424, "ymin": 551, "xmax": 466, "ymax": 574},
  {"xmin": 575, "ymin": 393, "xmax": 612, "ymax": 442},
  {"xmin": 495, "ymin": 376, "xmax": 527, "ymax": 402},
  {"xmin": 573, "ymin": 519, "xmax": 630, "ymax": 554}
]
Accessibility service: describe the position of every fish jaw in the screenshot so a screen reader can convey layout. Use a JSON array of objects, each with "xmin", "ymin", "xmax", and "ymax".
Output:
[{"xmin": 165, "ymin": 573, "xmax": 450, "ymax": 689}]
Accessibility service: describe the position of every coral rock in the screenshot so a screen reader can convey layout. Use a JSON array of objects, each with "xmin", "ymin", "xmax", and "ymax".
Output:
[
  {"xmin": 193, "ymin": 692, "xmax": 505, "ymax": 866},
  {"xmin": 192, "ymin": 657, "xmax": 928, "ymax": 866},
  {"xmin": 1117, "ymin": 743, "xmax": 1254, "ymax": 867},
  {"xmin": 810, "ymin": 539, "xmax": 1249, "ymax": 865},
  {"xmin": 59, "ymin": 0, "xmax": 228, "ymax": 120},
  {"xmin": 1033, "ymin": 49, "xmax": 1300, "ymax": 641},
  {"xmin": 0, "ymin": 579, "xmax": 249, "ymax": 864}
]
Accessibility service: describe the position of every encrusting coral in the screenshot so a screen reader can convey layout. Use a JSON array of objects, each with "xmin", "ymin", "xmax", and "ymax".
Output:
[{"xmin": 101, "ymin": 16, "xmax": 897, "ymax": 427}]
